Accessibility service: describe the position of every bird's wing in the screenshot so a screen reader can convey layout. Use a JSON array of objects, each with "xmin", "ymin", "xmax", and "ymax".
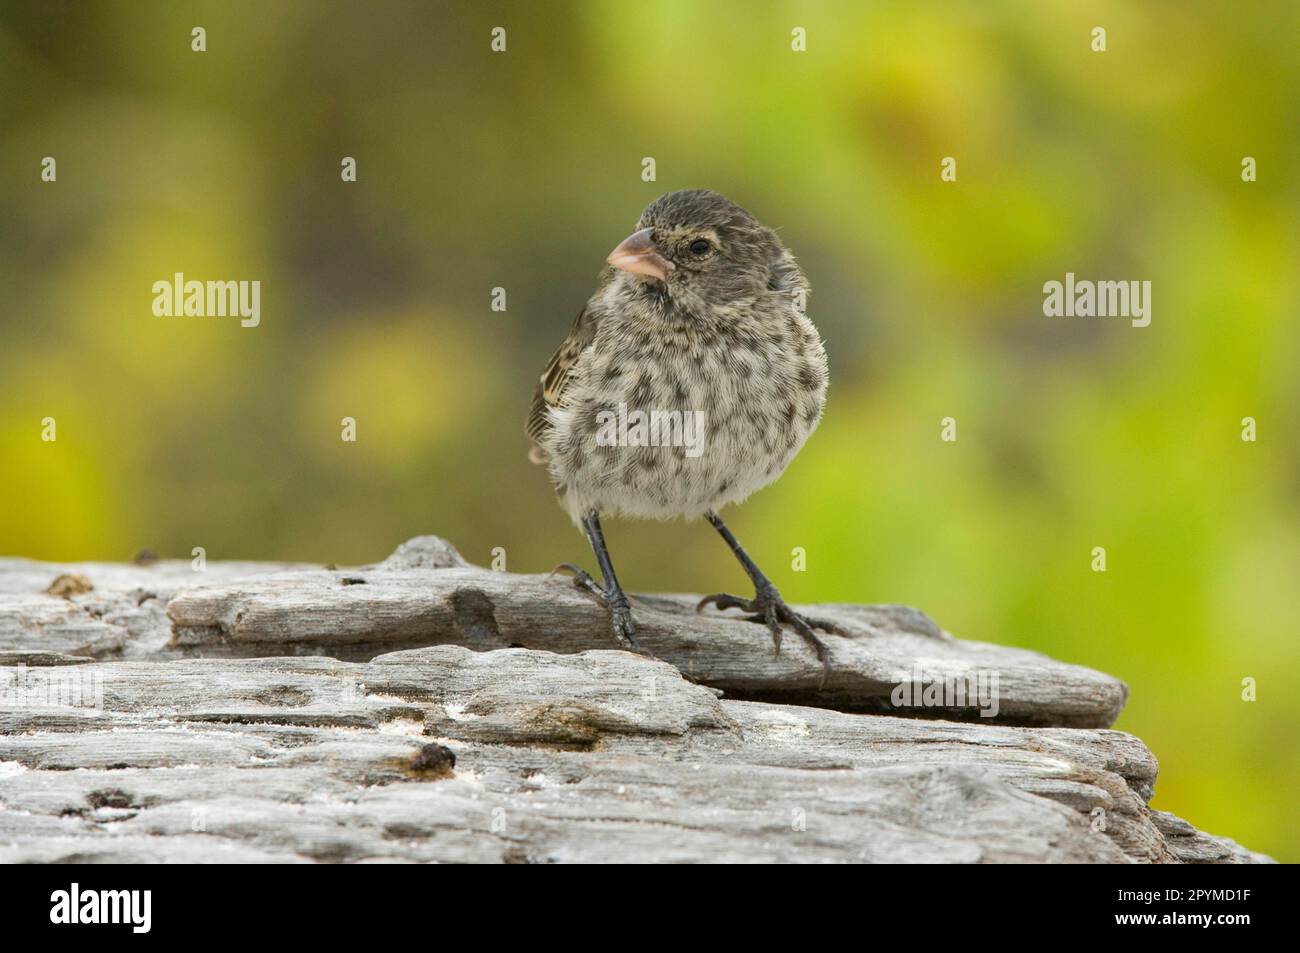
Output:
[{"xmin": 526, "ymin": 304, "xmax": 600, "ymax": 463}]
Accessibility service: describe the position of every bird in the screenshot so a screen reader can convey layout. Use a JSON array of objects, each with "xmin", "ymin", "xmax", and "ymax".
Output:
[{"xmin": 527, "ymin": 188, "xmax": 843, "ymax": 664}]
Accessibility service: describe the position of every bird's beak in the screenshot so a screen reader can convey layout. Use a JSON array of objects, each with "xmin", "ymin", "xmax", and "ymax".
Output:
[{"xmin": 607, "ymin": 227, "xmax": 675, "ymax": 281}]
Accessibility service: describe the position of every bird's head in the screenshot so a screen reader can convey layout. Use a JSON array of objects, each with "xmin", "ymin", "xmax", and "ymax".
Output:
[{"xmin": 605, "ymin": 189, "xmax": 802, "ymax": 316}]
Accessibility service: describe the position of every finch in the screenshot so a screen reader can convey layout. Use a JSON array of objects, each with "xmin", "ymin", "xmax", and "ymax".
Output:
[{"xmin": 527, "ymin": 189, "xmax": 841, "ymax": 662}]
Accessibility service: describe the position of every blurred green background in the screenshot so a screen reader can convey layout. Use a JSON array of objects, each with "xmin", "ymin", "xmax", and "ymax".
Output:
[{"xmin": 1, "ymin": 1, "xmax": 1296, "ymax": 860}]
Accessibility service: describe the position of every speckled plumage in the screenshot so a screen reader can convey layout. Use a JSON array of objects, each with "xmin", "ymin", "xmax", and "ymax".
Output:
[{"xmin": 528, "ymin": 189, "xmax": 827, "ymax": 524}]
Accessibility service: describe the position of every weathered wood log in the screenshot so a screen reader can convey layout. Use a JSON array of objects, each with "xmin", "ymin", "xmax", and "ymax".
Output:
[
  {"xmin": 0, "ymin": 537, "xmax": 1270, "ymax": 863},
  {"xmin": 4, "ymin": 537, "xmax": 1123, "ymax": 727}
]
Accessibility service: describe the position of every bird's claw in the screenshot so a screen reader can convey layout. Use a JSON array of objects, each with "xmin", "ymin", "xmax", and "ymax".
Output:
[
  {"xmin": 697, "ymin": 585, "xmax": 840, "ymax": 676},
  {"xmin": 550, "ymin": 562, "xmax": 604, "ymax": 599},
  {"xmin": 695, "ymin": 592, "xmax": 753, "ymax": 614},
  {"xmin": 551, "ymin": 563, "xmax": 639, "ymax": 652},
  {"xmin": 607, "ymin": 598, "xmax": 638, "ymax": 652}
]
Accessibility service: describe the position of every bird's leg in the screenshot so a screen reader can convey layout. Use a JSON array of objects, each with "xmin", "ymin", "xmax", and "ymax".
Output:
[
  {"xmin": 696, "ymin": 511, "xmax": 843, "ymax": 667},
  {"xmin": 552, "ymin": 511, "xmax": 638, "ymax": 651}
]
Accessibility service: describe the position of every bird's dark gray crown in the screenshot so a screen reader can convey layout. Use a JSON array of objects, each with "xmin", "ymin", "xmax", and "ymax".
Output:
[{"xmin": 636, "ymin": 189, "xmax": 760, "ymax": 233}]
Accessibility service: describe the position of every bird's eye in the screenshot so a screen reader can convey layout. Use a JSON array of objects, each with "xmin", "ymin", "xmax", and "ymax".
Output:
[{"xmin": 689, "ymin": 239, "xmax": 712, "ymax": 256}]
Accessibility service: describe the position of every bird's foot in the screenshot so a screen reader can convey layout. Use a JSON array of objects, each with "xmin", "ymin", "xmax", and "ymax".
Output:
[
  {"xmin": 696, "ymin": 583, "xmax": 842, "ymax": 671},
  {"xmin": 551, "ymin": 563, "xmax": 639, "ymax": 652}
]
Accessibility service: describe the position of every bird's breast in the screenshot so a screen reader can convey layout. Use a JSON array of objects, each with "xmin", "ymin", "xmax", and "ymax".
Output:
[{"xmin": 545, "ymin": 310, "xmax": 827, "ymax": 518}]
